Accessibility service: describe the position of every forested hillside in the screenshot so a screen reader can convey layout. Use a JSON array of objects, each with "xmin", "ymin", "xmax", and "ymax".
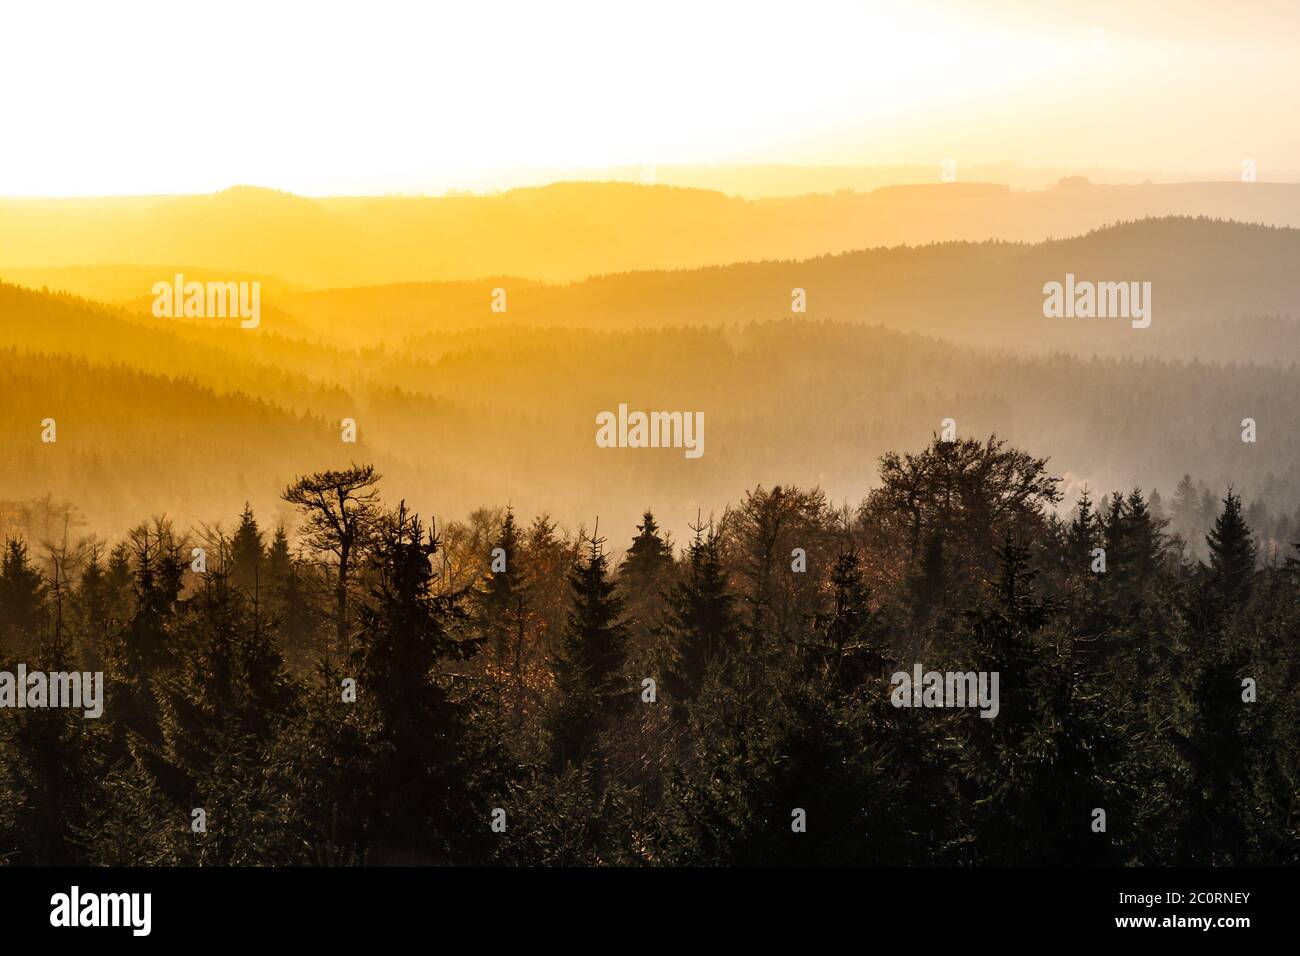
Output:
[
  {"xmin": 4, "ymin": 247, "xmax": 1299, "ymax": 546},
  {"xmin": 271, "ymin": 217, "xmax": 1300, "ymax": 364},
  {"xmin": 0, "ymin": 438, "xmax": 1294, "ymax": 865}
]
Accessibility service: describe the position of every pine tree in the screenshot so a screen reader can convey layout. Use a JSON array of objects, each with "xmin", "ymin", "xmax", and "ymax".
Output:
[
  {"xmin": 658, "ymin": 521, "xmax": 739, "ymax": 712},
  {"xmin": 521, "ymin": 514, "xmax": 576, "ymax": 653},
  {"xmin": 104, "ymin": 542, "xmax": 133, "ymax": 625},
  {"xmin": 473, "ymin": 508, "xmax": 531, "ymax": 727},
  {"xmin": 817, "ymin": 550, "xmax": 889, "ymax": 688},
  {"xmin": 101, "ymin": 520, "xmax": 185, "ymax": 767},
  {"xmin": 621, "ymin": 511, "xmax": 673, "ymax": 583},
  {"xmin": 476, "ymin": 508, "xmax": 523, "ymax": 669},
  {"xmin": 955, "ymin": 534, "xmax": 1123, "ymax": 864},
  {"xmin": 1170, "ymin": 612, "xmax": 1252, "ymax": 864},
  {"xmin": 72, "ymin": 544, "xmax": 111, "ymax": 671},
  {"xmin": 230, "ymin": 503, "xmax": 265, "ymax": 595},
  {"xmin": 0, "ymin": 539, "xmax": 47, "ymax": 656},
  {"xmin": 1124, "ymin": 489, "xmax": 1167, "ymax": 579},
  {"xmin": 1148, "ymin": 487, "xmax": 1165, "ymax": 522},
  {"xmin": 1206, "ymin": 490, "xmax": 1256, "ymax": 612},
  {"xmin": 267, "ymin": 524, "xmax": 291, "ymax": 582},
  {"xmin": 619, "ymin": 510, "xmax": 674, "ymax": 661},
  {"xmin": 1171, "ymin": 474, "xmax": 1199, "ymax": 550},
  {"xmin": 1099, "ymin": 491, "xmax": 1130, "ymax": 577},
  {"xmin": 263, "ymin": 524, "xmax": 319, "ymax": 666},
  {"xmin": 1065, "ymin": 489, "xmax": 1097, "ymax": 575},
  {"xmin": 548, "ymin": 528, "xmax": 629, "ymax": 767},
  {"xmin": 353, "ymin": 503, "xmax": 494, "ymax": 861},
  {"xmin": 0, "ymin": 637, "xmax": 100, "ymax": 865}
]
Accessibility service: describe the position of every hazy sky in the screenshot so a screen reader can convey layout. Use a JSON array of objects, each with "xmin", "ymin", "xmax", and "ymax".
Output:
[{"xmin": 4, "ymin": 0, "xmax": 1299, "ymax": 196}]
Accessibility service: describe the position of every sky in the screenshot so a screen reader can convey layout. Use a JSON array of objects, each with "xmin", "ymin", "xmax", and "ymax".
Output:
[{"xmin": 3, "ymin": 0, "xmax": 1300, "ymax": 196}]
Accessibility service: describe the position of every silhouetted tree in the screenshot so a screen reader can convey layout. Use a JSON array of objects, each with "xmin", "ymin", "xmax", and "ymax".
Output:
[
  {"xmin": 1207, "ymin": 490, "xmax": 1256, "ymax": 612},
  {"xmin": 658, "ymin": 521, "xmax": 739, "ymax": 713},
  {"xmin": 283, "ymin": 464, "xmax": 382, "ymax": 658},
  {"xmin": 548, "ymin": 527, "xmax": 628, "ymax": 768},
  {"xmin": 230, "ymin": 503, "xmax": 265, "ymax": 595}
]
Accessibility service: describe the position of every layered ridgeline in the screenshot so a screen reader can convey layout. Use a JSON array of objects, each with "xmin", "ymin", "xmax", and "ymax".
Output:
[
  {"xmin": 2, "ymin": 219, "xmax": 1298, "ymax": 547},
  {"xmin": 4, "ymin": 180, "xmax": 1300, "ymax": 288},
  {"xmin": 262, "ymin": 216, "xmax": 1300, "ymax": 363},
  {"xmin": 23, "ymin": 216, "xmax": 1294, "ymax": 362}
]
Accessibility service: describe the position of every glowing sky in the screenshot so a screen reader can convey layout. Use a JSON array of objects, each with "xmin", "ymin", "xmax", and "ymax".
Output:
[{"xmin": 4, "ymin": 0, "xmax": 1299, "ymax": 195}]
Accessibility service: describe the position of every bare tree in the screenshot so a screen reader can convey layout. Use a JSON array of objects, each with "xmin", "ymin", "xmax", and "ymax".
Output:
[{"xmin": 282, "ymin": 464, "xmax": 382, "ymax": 658}]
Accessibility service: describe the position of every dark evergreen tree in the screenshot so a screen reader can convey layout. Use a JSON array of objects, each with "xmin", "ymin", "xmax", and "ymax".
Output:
[
  {"xmin": 0, "ymin": 643, "xmax": 100, "ymax": 865},
  {"xmin": 230, "ymin": 502, "xmax": 265, "ymax": 595},
  {"xmin": 816, "ymin": 550, "xmax": 890, "ymax": 688},
  {"xmin": 658, "ymin": 521, "xmax": 739, "ymax": 713},
  {"xmin": 548, "ymin": 528, "xmax": 629, "ymax": 767},
  {"xmin": 1065, "ymin": 490, "xmax": 1097, "ymax": 574},
  {"xmin": 475, "ymin": 508, "xmax": 523, "ymax": 673},
  {"xmin": 0, "ymin": 441, "xmax": 1295, "ymax": 868},
  {"xmin": 352, "ymin": 502, "xmax": 496, "ymax": 862},
  {"xmin": 1206, "ymin": 490, "xmax": 1256, "ymax": 612},
  {"xmin": 0, "ymin": 539, "xmax": 47, "ymax": 655},
  {"xmin": 72, "ymin": 544, "xmax": 111, "ymax": 670},
  {"xmin": 267, "ymin": 524, "xmax": 292, "ymax": 583},
  {"xmin": 621, "ymin": 511, "xmax": 673, "ymax": 583},
  {"xmin": 1171, "ymin": 473, "xmax": 1199, "ymax": 550},
  {"xmin": 264, "ymin": 523, "xmax": 321, "ymax": 667},
  {"xmin": 619, "ymin": 510, "xmax": 675, "ymax": 661}
]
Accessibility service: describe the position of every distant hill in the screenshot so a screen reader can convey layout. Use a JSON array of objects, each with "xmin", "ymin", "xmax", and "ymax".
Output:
[
  {"xmin": 2, "ymin": 273, "xmax": 1298, "ymax": 545},
  {"xmin": 0, "ymin": 281, "xmax": 487, "ymax": 535},
  {"xmin": 5, "ymin": 180, "xmax": 1300, "ymax": 286},
  {"xmin": 518, "ymin": 162, "xmax": 1300, "ymax": 198},
  {"xmin": 271, "ymin": 217, "xmax": 1300, "ymax": 365}
]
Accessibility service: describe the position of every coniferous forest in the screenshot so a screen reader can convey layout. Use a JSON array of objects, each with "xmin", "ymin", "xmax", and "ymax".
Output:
[
  {"xmin": 7, "ymin": 11, "xmax": 1300, "ymax": 930},
  {"xmin": 1, "ymin": 435, "xmax": 1294, "ymax": 866}
]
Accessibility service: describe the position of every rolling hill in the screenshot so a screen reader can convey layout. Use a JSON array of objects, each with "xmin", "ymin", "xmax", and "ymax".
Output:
[{"xmin": 5, "ymin": 180, "xmax": 1300, "ymax": 288}]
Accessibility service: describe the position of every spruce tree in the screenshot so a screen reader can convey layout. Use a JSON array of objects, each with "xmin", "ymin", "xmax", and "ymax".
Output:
[
  {"xmin": 818, "ymin": 550, "xmax": 889, "ymax": 688},
  {"xmin": 230, "ymin": 503, "xmax": 265, "ymax": 595},
  {"xmin": 1206, "ymin": 490, "xmax": 1256, "ymax": 612},
  {"xmin": 475, "ymin": 508, "xmax": 523, "ymax": 669},
  {"xmin": 0, "ymin": 539, "xmax": 47, "ymax": 656},
  {"xmin": 264, "ymin": 524, "xmax": 320, "ymax": 666},
  {"xmin": 1123, "ymin": 489, "xmax": 1166, "ymax": 579},
  {"xmin": 621, "ymin": 511, "xmax": 673, "ymax": 583},
  {"xmin": 473, "ymin": 508, "xmax": 531, "ymax": 727},
  {"xmin": 354, "ymin": 503, "xmax": 493, "ymax": 861},
  {"xmin": 658, "ymin": 522, "xmax": 739, "ymax": 712},
  {"xmin": 0, "ymin": 637, "xmax": 99, "ymax": 865},
  {"xmin": 71, "ymin": 544, "xmax": 111, "ymax": 671},
  {"xmin": 549, "ymin": 528, "xmax": 628, "ymax": 767},
  {"xmin": 619, "ymin": 510, "xmax": 674, "ymax": 661},
  {"xmin": 1065, "ymin": 489, "xmax": 1097, "ymax": 575},
  {"xmin": 267, "ymin": 524, "xmax": 292, "ymax": 583}
]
